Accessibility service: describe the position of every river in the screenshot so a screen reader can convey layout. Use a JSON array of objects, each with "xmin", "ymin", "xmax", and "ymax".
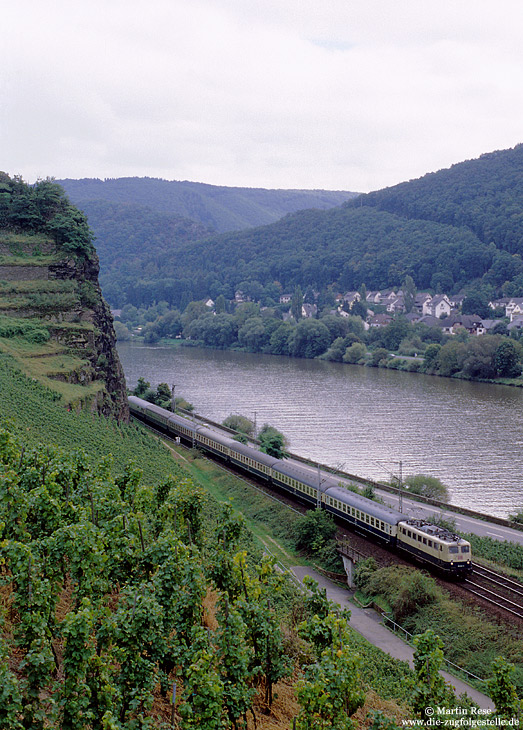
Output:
[{"xmin": 117, "ymin": 342, "xmax": 523, "ymax": 519}]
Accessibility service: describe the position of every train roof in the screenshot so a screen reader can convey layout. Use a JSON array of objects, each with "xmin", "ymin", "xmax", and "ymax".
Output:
[
  {"xmin": 228, "ymin": 439, "xmax": 280, "ymax": 468},
  {"xmin": 400, "ymin": 519, "xmax": 470, "ymax": 545},
  {"xmin": 323, "ymin": 483, "xmax": 405, "ymax": 525},
  {"xmin": 272, "ymin": 459, "xmax": 330, "ymax": 483},
  {"xmin": 129, "ymin": 396, "xmax": 171, "ymax": 419}
]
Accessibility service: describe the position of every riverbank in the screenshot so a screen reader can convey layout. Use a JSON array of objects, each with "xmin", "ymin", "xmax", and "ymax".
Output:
[
  {"xmin": 128, "ymin": 334, "xmax": 523, "ymax": 389},
  {"xmin": 117, "ymin": 341, "xmax": 523, "ymax": 518}
]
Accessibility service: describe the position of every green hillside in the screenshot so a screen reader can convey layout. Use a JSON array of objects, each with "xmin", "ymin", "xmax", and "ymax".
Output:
[
  {"xmin": 0, "ymin": 174, "xmax": 128, "ymax": 417},
  {"xmin": 59, "ymin": 176, "xmax": 356, "ymax": 233},
  {"xmin": 1, "ymin": 354, "xmax": 422, "ymax": 728},
  {"xmin": 73, "ymin": 199, "xmax": 213, "ymax": 304},
  {"xmin": 359, "ymin": 144, "xmax": 523, "ymax": 254},
  {"xmin": 107, "ymin": 202, "xmax": 491, "ymax": 309},
  {"xmin": 66, "ymin": 146, "xmax": 523, "ymax": 310}
]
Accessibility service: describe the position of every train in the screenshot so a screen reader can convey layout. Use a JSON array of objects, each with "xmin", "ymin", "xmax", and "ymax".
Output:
[{"xmin": 129, "ymin": 396, "xmax": 472, "ymax": 578}]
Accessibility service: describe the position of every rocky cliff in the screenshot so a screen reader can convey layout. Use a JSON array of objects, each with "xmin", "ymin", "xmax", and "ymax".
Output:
[{"xmin": 0, "ymin": 174, "xmax": 128, "ymax": 420}]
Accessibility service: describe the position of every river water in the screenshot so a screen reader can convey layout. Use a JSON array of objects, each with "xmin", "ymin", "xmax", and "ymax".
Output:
[{"xmin": 117, "ymin": 342, "xmax": 523, "ymax": 518}]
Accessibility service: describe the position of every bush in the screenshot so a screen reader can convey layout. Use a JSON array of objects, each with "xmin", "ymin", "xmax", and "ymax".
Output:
[
  {"xmin": 222, "ymin": 414, "xmax": 255, "ymax": 437},
  {"xmin": 370, "ymin": 348, "xmax": 390, "ymax": 367},
  {"xmin": 25, "ymin": 327, "xmax": 50, "ymax": 343},
  {"xmin": 292, "ymin": 509, "xmax": 336, "ymax": 554},
  {"xmin": 353, "ymin": 557, "xmax": 379, "ymax": 592},
  {"xmin": 343, "ymin": 342, "xmax": 366, "ymax": 364},
  {"xmin": 259, "ymin": 424, "xmax": 288, "ymax": 458},
  {"xmin": 364, "ymin": 566, "xmax": 439, "ymax": 622},
  {"xmin": 404, "ymin": 474, "xmax": 449, "ymax": 502}
]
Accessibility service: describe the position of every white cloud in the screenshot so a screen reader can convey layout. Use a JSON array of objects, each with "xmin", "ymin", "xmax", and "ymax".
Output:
[{"xmin": 2, "ymin": 0, "xmax": 523, "ymax": 191}]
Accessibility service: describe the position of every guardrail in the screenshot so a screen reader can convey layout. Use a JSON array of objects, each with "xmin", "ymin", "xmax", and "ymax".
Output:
[{"xmin": 382, "ymin": 616, "xmax": 486, "ymax": 684}]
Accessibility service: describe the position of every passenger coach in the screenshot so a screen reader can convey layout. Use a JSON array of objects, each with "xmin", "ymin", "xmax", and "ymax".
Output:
[{"xmin": 128, "ymin": 396, "xmax": 472, "ymax": 578}]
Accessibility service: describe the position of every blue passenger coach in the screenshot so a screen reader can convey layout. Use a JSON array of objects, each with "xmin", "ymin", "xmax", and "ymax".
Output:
[{"xmin": 128, "ymin": 396, "xmax": 472, "ymax": 577}]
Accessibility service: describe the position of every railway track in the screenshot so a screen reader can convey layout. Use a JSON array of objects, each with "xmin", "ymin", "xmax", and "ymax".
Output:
[
  {"xmin": 461, "ymin": 562, "xmax": 523, "ymax": 620},
  {"xmin": 134, "ymin": 415, "xmax": 523, "ymax": 623}
]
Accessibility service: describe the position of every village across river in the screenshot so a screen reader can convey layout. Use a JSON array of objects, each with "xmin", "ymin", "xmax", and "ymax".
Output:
[{"xmin": 118, "ymin": 341, "xmax": 523, "ymax": 519}]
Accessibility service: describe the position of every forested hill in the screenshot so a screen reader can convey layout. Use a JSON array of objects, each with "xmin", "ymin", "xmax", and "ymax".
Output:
[
  {"xmin": 58, "ymin": 176, "xmax": 356, "ymax": 233},
  {"xmin": 357, "ymin": 144, "xmax": 523, "ymax": 255},
  {"xmin": 73, "ymin": 199, "xmax": 213, "ymax": 303},
  {"xmin": 141, "ymin": 143, "xmax": 522, "ymax": 307},
  {"xmin": 108, "ymin": 202, "xmax": 489, "ymax": 308},
  {"xmin": 60, "ymin": 144, "xmax": 523, "ymax": 309}
]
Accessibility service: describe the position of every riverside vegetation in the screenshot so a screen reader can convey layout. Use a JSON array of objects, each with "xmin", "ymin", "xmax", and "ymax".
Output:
[
  {"xmin": 114, "ymin": 294, "xmax": 523, "ymax": 386},
  {"xmin": 2, "ymin": 360, "xmax": 523, "ymax": 727}
]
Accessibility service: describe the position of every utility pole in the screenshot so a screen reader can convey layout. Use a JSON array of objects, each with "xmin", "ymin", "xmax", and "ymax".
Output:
[
  {"xmin": 171, "ymin": 384, "xmax": 176, "ymax": 413},
  {"xmin": 398, "ymin": 460, "xmax": 403, "ymax": 513}
]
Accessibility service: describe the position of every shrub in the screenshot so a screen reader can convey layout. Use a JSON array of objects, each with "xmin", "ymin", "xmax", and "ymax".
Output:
[
  {"xmin": 292, "ymin": 509, "xmax": 336, "ymax": 554},
  {"xmin": 343, "ymin": 342, "xmax": 366, "ymax": 364},
  {"xmin": 404, "ymin": 474, "xmax": 449, "ymax": 502},
  {"xmin": 353, "ymin": 557, "xmax": 379, "ymax": 592},
  {"xmin": 364, "ymin": 566, "xmax": 439, "ymax": 622},
  {"xmin": 222, "ymin": 414, "xmax": 255, "ymax": 437},
  {"xmin": 370, "ymin": 348, "xmax": 390, "ymax": 367}
]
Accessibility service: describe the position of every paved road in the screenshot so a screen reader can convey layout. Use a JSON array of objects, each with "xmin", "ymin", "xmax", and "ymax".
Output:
[
  {"xmin": 369, "ymin": 488, "xmax": 523, "ymax": 545},
  {"xmin": 291, "ymin": 565, "xmax": 494, "ymax": 711}
]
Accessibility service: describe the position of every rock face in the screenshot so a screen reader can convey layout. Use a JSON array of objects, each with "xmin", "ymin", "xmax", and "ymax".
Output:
[
  {"xmin": 0, "ymin": 240, "xmax": 129, "ymax": 420},
  {"xmin": 0, "ymin": 174, "xmax": 129, "ymax": 420},
  {"xmin": 74, "ymin": 252, "xmax": 130, "ymax": 421}
]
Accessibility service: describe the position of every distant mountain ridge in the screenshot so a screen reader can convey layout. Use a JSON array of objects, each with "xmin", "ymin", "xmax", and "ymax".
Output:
[
  {"xmin": 58, "ymin": 176, "xmax": 357, "ymax": 233},
  {"xmin": 59, "ymin": 145, "xmax": 523, "ymax": 310}
]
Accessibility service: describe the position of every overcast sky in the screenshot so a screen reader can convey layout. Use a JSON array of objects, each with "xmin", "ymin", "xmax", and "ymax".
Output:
[{"xmin": 2, "ymin": 0, "xmax": 523, "ymax": 192}]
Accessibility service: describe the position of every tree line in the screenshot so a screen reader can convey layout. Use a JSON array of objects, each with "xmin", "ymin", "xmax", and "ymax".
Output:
[{"xmin": 118, "ymin": 296, "xmax": 523, "ymax": 384}]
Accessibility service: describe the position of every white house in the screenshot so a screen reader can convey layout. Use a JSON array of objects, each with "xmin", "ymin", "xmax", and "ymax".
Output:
[
  {"xmin": 422, "ymin": 294, "xmax": 452, "ymax": 318},
  {"xmin": 343, "ymin": 291, "xmax": 361, "ymax": 309},
  {"xmin": 506, "ymin": 298, "xmax": 523, "ymax": 321}
]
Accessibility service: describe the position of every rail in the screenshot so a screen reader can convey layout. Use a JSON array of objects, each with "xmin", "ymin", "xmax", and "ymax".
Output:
[{"xmin": 462, "ymin": 564, "xmax": 523, "ymax": 619}]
